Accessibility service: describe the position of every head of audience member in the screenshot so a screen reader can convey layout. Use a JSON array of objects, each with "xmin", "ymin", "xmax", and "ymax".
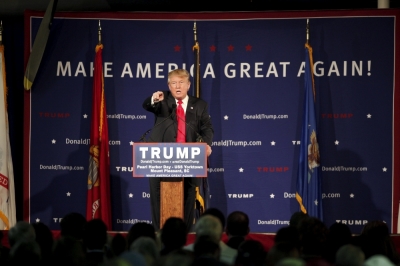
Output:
[
  {"xmin": 130, "ymin": 236, "xmax": 159, "ymax": 266},
  {"xmin": 193, "ymin": 235, "xmax": 221, "ymax": 263},
  {"xmin": 359, "ymin": 220, "xmax": 399, "ymax": 264},
  {"xmin": 226, "ymin": 211, "xmax": 249, "ymax": 238},
  {"xmin": 109, "ymin": 233, "xmax": 127, "ymax": 257},
  {"xmin": 8, "ymin": 221, "xmax": 36, "ymax": 248},
  {"xmin": 235, "ymin": 240, "xmax": 267, "ymax": 266},
  {"xmin": 160, "ymin": 217, "xmax": 187, "ymax": 255},
  {"xmin": 324, "ymin": 222, "xmax": 352, "ymax": 263},
  {"xmin": 275, "ymin": 258, "xmax": 306, "ymax": 266},
  {"xmin": 274, "ymin": 226, "xmax": 300, "ymax": 249},
  {"xmin": 32, "ymin": 222, "xmax": 54, "ymax": 262},
  {"xmin": 9, "ymin": 239, "xmax": 41, "ymax": 266},
  {"xmin": 289, "ymin": 211, "xmax": 308, "ymax": 228},
  {"xmin": 335, "ymin": 244, "xmax": 365, "ymax": 266},
  {"xmin": 161, "ymin": 249, "xmax": 194, "ymax": 266},
  {"xmin": 83, "ymin": 218, "xmax": 108, "ymax": 251},
  {"xmin": 297, "ymin": 217, "xmax": 329, "ymax": 260},
  {"xmin": 51, "ymin": 236, "xmax": 86, "ymax": 266},
  {"xmin": 202, "ymin": 208, "xmax": 226, "ymax": 230},
  {"xmin": 118, "ymin": 250, "xmax": 147, "ymax": 266},
  {"xmin": 127, "ymin": 222, "xmax": 156, "ymax": 249},
  {"xmin": 60, "ymin": 212, "xmax": 87, "ymax": 241},
  {"xmin": 195, "ymin": 214, "xmax": 223, "ymax": 244},
  {"xmin": 364, "ymin": 254, "xmax": 395, "ymax": 266},
  {"xmin": 267, "ymin": 241, "xmax": 300, "ymax": 266}
]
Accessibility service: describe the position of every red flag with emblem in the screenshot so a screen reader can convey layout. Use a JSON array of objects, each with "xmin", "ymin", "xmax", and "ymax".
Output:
[{"xmin": 86, "ymin": 44, "xmax": 112, "ymax": 229}]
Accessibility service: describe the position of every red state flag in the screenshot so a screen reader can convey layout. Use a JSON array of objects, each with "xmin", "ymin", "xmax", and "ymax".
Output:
[{"xmin": 86, "ymin": 44, "xmax": 112, "ymax": 229}]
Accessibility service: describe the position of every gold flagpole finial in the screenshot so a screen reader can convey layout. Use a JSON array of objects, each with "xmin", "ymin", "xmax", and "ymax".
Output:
[
  {"xmin": 98, "ymin": 20, "xmax": 102, "ymax": 45},
  {"xmin": 306, "ymin": 19, "xmax": 310, "ymax": 44},
  {"xmin": 0, "ymin": 21, "xmax": 3, "ymax": 45},
  {"xmin": 193, "ymin": 22, "xmax": 197, "ymax": 42}
]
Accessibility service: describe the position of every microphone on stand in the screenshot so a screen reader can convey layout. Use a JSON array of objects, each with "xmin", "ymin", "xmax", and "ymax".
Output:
[
  {"xmin": 175, "ymin": 111, "xmax": 206, "ymax": 143},
  {"xmin": 138, "ymin": 104, "xmax": 177, "ymax": 142}
]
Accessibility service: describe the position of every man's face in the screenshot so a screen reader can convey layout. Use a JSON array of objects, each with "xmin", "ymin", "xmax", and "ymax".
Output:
[{"xmin": 168, "ymin": 75, "xmax": 190, "ymax": 100}]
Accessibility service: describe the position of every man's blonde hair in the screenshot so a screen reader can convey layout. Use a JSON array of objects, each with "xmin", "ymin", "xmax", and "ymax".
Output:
[{"xmin": 168, "ymin": 69, "xmax": 190, "ymax": 84}]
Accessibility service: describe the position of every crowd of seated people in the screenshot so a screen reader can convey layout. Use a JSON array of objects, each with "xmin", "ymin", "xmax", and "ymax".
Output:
[{"xmin": 0, "ymin": 209, "xmax": 399, "ymax": 266}]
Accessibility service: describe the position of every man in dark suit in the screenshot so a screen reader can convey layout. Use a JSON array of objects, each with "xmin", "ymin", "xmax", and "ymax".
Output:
[{"xmin": 142, "ymin": 69, "xmax": 213, "ymax": 231}]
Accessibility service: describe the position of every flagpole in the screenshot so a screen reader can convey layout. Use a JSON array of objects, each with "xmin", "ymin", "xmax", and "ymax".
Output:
[
  {"xmin": 193, "ymin": 22, "xmax": 200, "ymax": 98},
  {"xmin": 0, "ymin": 21, "xmax": 3, "ymax": 46},
  {"xmin": 98, "ymin": 20, "xmax": 102, "ymax": 45},
  {"xmin": 306, "ymin": 19, "xmax": 310, "ymax": 44}
]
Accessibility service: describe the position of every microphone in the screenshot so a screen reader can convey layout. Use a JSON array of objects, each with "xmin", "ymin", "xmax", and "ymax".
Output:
[{"xmin": 139, "ymin": 104, "xmax": 177, "ymax": 142}]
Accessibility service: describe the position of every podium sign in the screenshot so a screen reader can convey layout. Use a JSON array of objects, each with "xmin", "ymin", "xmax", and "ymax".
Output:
[{"xmin": 132, "ymin": 143, "xmax": 208, "ymax": 177}]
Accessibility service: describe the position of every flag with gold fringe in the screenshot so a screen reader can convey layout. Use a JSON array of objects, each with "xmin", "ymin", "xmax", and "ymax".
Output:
[
  {"xmin": 86, "ymin": 43, "xmax": 112, "ymax": 229},
  {"xmin": 0, "ymin": 42, "xmax": 17, "ymax": 230},
  {"xmin": 296, "ymin": 42, "xmax": 323, "ymax": 220},
  {"xmin": 192, "ymin": 22, "xmax": 210, "ymax": 220}
]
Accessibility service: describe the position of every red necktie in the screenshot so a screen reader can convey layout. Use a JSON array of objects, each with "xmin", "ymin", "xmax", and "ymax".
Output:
[{"xmin": 176, "ymin": 100, "xmax": 186, "ymax": 143}]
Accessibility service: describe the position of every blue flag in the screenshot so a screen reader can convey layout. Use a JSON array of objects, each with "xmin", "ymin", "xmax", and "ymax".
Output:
[{"xmin": 296, "ymin": 43, "xmax": 323, "ymax": 220}]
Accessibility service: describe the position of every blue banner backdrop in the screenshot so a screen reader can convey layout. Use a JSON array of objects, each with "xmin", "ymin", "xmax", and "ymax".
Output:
[{"xmin": 24, "ymin": 11, "xmax": 399, "ymax": 233}]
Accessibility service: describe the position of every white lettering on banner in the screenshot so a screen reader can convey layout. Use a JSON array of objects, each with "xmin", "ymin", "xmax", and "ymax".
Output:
[
  {"xmin": 297, "ymin": 60, "xmax": 370, "ymax": 77},
  {"xmin": 40, "ymin": 165, "xmax": 84, "ymax": 171},
  {"xmin": 142, "ymin": 192, "xmax": 150, "ymax": 198},
  {"xmin": 336, "ymin": 220, "xmax": 369, "ymax": 225},
  {"xmin": 228, "ymin": 194, "xmax": 254, "ymax": 198},
  {"xmin": 115, "ymin": 166, "xmax": 133, "ymax": 172},
  {"xmin": 284, "ymin": 192, "xmax": 295, "ymax": 198},
  {"xmin": 57, "ymin": 60, "xmax": 372, "ymax": 78},
  {"xmin": 257, "ymin": 220, "xmax": 290, "ymax": 225},
  {"xmin": 116, "ymin": 219, "xmax": 152, "ymax": 224},
  {"xmin": 65, "ymin": 138, "xmax": 90, "ymax": 145},
  {"xmin": 138, "ymin": 147, "xmax": 201, "ymax": 159}
]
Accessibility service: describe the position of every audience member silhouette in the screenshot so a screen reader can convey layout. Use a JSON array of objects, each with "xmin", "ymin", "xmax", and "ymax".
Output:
[
  {"xmin": 160, "ymin": 217, "xmax": 187, "ymax": 256},
  {"xmin": 83, "ymin": 218, "xmax": 108, "ymax": 266},
  {"xmin": 32, "ymin": 222, "xmax": 54, "ymax": 266},
  {"xmin": 323, "ymin": 222, "xmax": 352, "ymax": 263},
  {"xmin": 130, "ymin": 236, "xmax": 159, "ymax": 266},
  {"xmin": 297, "ymin": 216, "xmax": 329, "ymax": 264},
  {"xmin": 109, "ymin": 233, "xmax": 127, "ymax": 258},
  {"xmin": 9, "ymin": 239, "xmax": 41, "ymax": 266},
  {"xmin": 266, "ymin": 241, "xmax": 300, "ymax": 266},
  {"xmin": 359, "ymin": 220, "xmax": 399, "ymax": 264},
  {"xmin": 225, "ymin": 211, "xmax": 249, "ymax": 250},
  {"xmin": 192, "ymin": 235, "xmax": 226, "ymax": 266},
  {"xmin": 185, "ymin": 214, "xmax": 237, "ymax": 265},
  {"xmin": 51, "ymin": 236, "xmax": 86, "ymax": 266},
  {"xmin": 235, "ymin": 239, "xmax": 267, "ymax": 266},
  {"xmin": 60, "ymin": 212, "xmax": 87, "ymax": 241},
  {"xmin": 8, "ymin": 221, "xmax": 36, "ymax": 248},
  {"xmin": 274, "ymin": 226, "xmax": 300, "ymax": 250},
  {"xmin": 127, "ymin": 222, "xmax": 156, "ymax": 249},
  {"xmin": 289, "ymin": 212, "xmax": 308, "ymax": 228},
  {"xmin": 335, "ymin": 244, "xmax": 365, "ymax": 266}
]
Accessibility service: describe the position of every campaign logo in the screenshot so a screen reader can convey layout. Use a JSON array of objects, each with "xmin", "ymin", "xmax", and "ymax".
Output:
[
  {"xmin": 116, "ymin": 219, "xmax": 152, "ymax": 224},
  {"xmin": 39, "ymin": 112, "xmax": 70, "ymax": 118},
  {"xmin": 228, "ymin": 194, "xmax": 254, "ymax": 198},
  {"xmin": 321, "ymin": 113, "xmax": 353, "ymax": 119},
  {"xmin": 335, "ymin": 220, "xmax": 369, "ymax": 225},
  {"xmin": 257, "ymin": 167, "xmax": 289, "ymax": 172},
  {"xmin": 115, "ymin": 166, "xmax": 133, "ymax": 172}
]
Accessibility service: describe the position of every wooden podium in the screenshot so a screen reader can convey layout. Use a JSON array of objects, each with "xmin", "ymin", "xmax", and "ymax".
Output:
[
  {"xmin": 160, "ymin": 178, "xmax": 184, "ymax": 228},
  {"xmin": 132, "ymin": 142, "xmax": 208, "ymax": 228}
]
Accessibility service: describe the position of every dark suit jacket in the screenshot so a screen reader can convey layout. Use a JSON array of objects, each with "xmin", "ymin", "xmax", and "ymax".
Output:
[{"xmin": 142, "ymin": 91, "xmax": 213, "ymax": 145}]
